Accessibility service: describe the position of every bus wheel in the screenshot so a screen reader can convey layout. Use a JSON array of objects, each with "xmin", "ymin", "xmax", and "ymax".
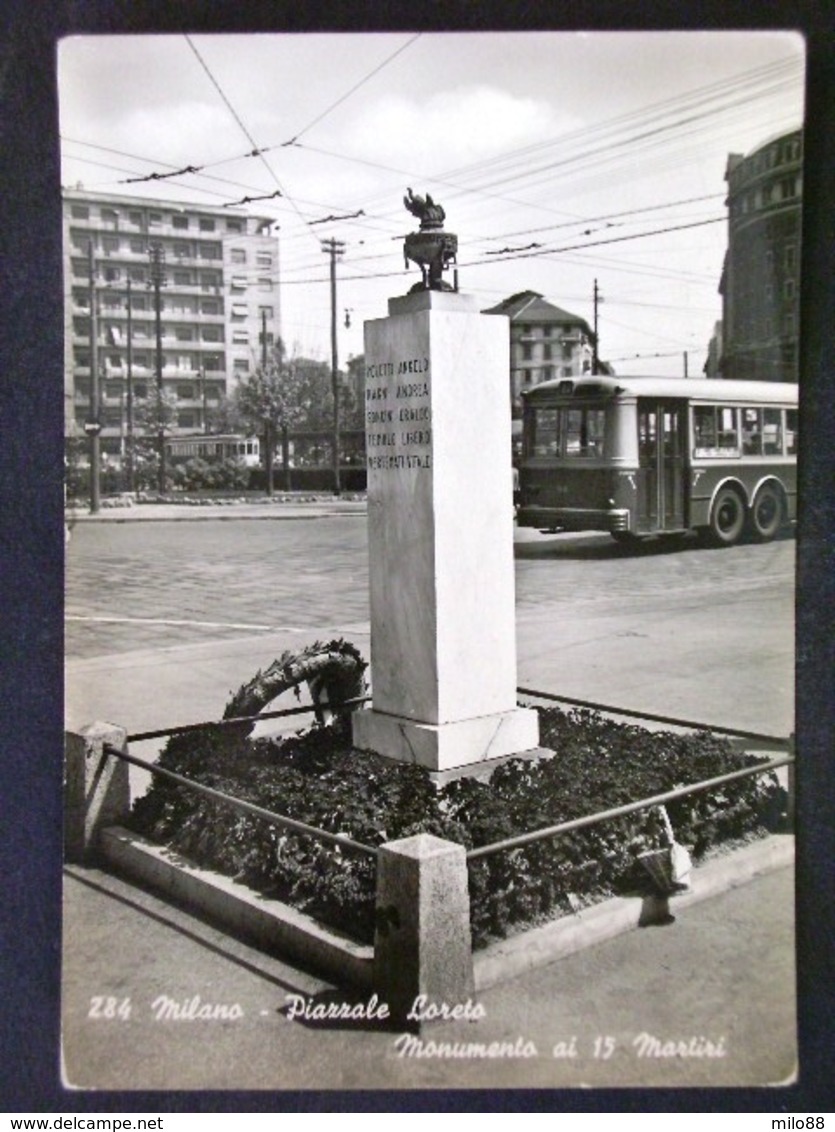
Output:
[
  {"xmin": 750, "ymin": 484, "xmax": 784, "ymax": 542},
  {"xmin": 710, "ymin": 486, "xmax": 746, "ymax": 546}
]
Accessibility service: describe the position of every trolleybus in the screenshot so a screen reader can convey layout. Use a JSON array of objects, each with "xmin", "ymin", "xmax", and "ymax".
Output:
[{"xmin": 517, "ymin": 376, "xmax": 797, "ymax": 546}]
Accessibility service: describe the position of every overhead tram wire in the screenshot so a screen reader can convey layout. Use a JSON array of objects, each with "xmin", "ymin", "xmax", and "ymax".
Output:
[
  {"xmin": 317, "ymin": 55, "xmax": 801, "ymax": 217},
  {"xmin": 283, "ymin": 33, "xmax": 422, "ymax": 146},
  {"xmin": 434, "ymin": 55, "xmax": 802, "ymax": 188},
  {"xmin": 64, "ymin": 55, "xmax": 797, "ymax": 264},
  {"xmin": 183, "ymin": 34, "xmax": 313, "ymax": 238}
]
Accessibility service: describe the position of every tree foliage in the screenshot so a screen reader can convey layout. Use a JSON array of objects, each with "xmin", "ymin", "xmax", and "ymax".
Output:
[{"xmin": 234, "ymin": 340, "xmax": 310, "ymax": 434}]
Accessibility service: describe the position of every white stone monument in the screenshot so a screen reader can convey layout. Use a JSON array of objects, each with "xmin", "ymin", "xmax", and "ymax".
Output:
[{"xmin": 351, "ymin": 280, "xmax": 540, "ymax": 773}]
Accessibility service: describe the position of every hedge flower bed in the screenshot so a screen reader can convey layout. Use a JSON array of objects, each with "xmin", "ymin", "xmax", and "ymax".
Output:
[{"xmin": 128, "ymin": 707, "xmax": 787, "ymax": 949}]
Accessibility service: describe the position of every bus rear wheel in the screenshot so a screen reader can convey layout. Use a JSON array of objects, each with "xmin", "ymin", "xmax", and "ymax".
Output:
[
  {"xmin": 749, "ymin": 483, "xmax": 784, "ymax": 542},
  {"xmin": 709, "ymin": 486, "xmax": 746, "ymax": 546}
]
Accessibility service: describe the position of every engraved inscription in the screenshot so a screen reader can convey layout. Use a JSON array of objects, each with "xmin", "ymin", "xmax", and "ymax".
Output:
[{"xmin": 365, "ymin": 358, "xmax": 432, "ymax": 471}]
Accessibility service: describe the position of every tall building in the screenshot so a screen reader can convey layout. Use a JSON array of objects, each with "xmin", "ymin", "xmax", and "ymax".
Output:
[
  {"xmin": 482, "ymin": 291, "xmax": 596, "ymax": 415},
  {"xmin": 719, "ymin": 127, "xmax": 802, "ymax": 381},
  {"xmin": 63, "ymin": 189, "xmax": 279, "ymax": 457}
]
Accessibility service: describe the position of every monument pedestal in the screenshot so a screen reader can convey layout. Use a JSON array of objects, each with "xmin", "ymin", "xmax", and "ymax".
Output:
[{"xmin": 352, "ymin": 289, "xmax": 539, "ymax": 773}]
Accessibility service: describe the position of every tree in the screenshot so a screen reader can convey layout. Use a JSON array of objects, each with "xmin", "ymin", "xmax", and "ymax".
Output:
[
  {"xmin": 204, "ymin": 392, "xmax": 245, "ymax": 436},
  {"xmin": 235, "ymin": 340, "xmax": 308, "ymax": 494},
  {"xmin": 134, "ymin": 388, "xmax": 179, "ymax": 492}
]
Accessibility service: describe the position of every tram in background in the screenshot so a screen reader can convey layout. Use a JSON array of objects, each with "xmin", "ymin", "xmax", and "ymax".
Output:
[
  {"xmin": 166, "ymin": 433, "xmax": 262, "ymax": 468},
  {"xmin": 517, "ymin": 376, "xmax": 798, "ymax": 546},
  {"xmin": 166, "ymin": 429, "xmax": 368, "ymax": 491}
]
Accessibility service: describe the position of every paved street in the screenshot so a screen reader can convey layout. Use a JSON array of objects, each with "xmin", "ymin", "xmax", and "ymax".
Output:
[
  {"xmin": 65, "ymin": 507, "xmax": 795, "ymax": 739},
  {"xmin": 61, "ymin": 859, "xmax": 795, "ymax": 1092},
  {"xmin": 60, "ymin": 503, "xmax": 798, "ymax": 1095}
]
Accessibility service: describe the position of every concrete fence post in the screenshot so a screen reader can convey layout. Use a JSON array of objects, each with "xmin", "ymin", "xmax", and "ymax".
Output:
[
  {"xmin": 64, "ymin": 722, "xmax": 131, "ymax": 863},
  {"xmin": 373, "ymin": 833, "xmax": 475, "ymax": 1027}
]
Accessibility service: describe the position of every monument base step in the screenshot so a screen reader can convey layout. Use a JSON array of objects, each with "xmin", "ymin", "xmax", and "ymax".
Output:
[{"xmin": 351, "ymin": 705, "xmax": 540, "ymax": 772}]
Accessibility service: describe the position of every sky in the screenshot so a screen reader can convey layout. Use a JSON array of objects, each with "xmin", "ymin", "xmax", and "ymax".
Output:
[{"xmin": 57, "ymin": 30, "xmax": 805, "ymax": 375}]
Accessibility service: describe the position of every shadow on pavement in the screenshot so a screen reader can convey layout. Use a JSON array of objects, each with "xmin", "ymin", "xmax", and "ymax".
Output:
[{"xmin": 514, "ymin": 528, "xmax": 794, "ymax": 561}]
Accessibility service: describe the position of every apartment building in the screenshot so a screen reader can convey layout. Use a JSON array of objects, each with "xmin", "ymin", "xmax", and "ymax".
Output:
[
  {"xmin": 482, "ymin": 291, "xmax": 596, "ymax": 415},
  {"xmin": 63, "ymin": 189, "xmax": 279, "ymax": 456},
  {"xmin": 719, "ymin": 127, "xmax": 802, "ymax": 382}
]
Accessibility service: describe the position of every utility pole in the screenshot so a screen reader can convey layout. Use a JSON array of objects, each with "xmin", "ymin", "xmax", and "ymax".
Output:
[
  {"xmin": 86, "ymin": 240, "xmax": 101, "ymax": 514},
  {"xmin": 148, "ymin": 242, "xmax": 166, "ymax": 493},
  {"xmin": 200, "ymin": 366, "xmax": 208, "ymax": 435},
  {"xmin": 261, "ymin": 308, "xmax": 273, "ymax": 496},
  {"xmin": 683, "ymin": 350, "xmax": 689, "ymax": 378},
  {"xmin": 322, "ymin": 238, "xmax": 345, "ymax": 494},
  {"xmin": 592, "ymin": 278, "xmax": 602, "ymax": 375},
  {"xmin": 126, "ymin": 277, "xmax": 135, "ymax": 493}
]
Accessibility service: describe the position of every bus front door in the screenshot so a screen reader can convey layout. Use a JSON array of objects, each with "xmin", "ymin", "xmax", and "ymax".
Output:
[{"xmin": 636, "ymin": 401, "xmax": 685, "ymax": 532}]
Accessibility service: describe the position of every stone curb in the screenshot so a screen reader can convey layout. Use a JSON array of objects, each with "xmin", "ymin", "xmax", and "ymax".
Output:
[
  {"xmin": 100, "ymin": 826, "xmax": 374, "ymax": 989},
  {"xmin": 473, "ymin": 834, "xmax": 794, "ymax": 990},
  {"xmin": 99, "ymin": 826, "xmax": 792, "ymax": 994},
  {"xmin": 66, "ymin": 504, "xmax": 367, "ymax": 524}
]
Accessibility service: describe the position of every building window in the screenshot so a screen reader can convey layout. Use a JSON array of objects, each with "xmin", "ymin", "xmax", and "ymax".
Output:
[
  {"xmin": 130, "ymin": 238, "xmax": 146, "ymax": 254},
  {"xmin": 202, "ymin": 326, "xmax": 223, "ymax": 342},
  {"xmin": 103, "ymin": 267, "xmax": 120, "ymax": 282},
  {"xmin": 149, "ymin": 212, "xmax": 162, "ymax": 226},
  {"xmin": 172, "ymin": 215, "xmax": 189, "ymax": 229},
  {"xmin": 784, "ymin": 279, "xmax": 796, "ymax": 300},
  {"xmin": 174, "ymin": 242, "xmax": 191, "ymax": 259},
  {"xmin": 178, "ymin": 411, "xmax": 197, "ymax": 428},
  {"xmin": 257, "ymin": 278, "xmax": 273, "ymax": 292},
  {"xmin": 232, "ymin": 330, "xmax": 249, "ymax": 344},
  {"xmin": 103, "ymin": 236, "xmax": 120, "ymax": 254},
  {"xmin": 199, "ymin": 218, "xmax": 216, "ymax": 232},
  {"xmin": 173, "ymin": 271, "xmax": 191, "ymax": 286},
  {"xmin": 201, "ymin": 299, "xmax": 221, "ymax": 315},
  {"xmin": 200, "ymin": 242, "xmax": 222, "ymax": 260},
  {"xmin": 226, "ymin": 219, "xmax": 244, "ymax": 232},
  {"xmin": 128, "ymin": 211, "xmax": 143, "ymax": 226},
  {"xmin": 230, "ymin": 248, "xmax": 247, "ymax": 264},
  {"xmin": 256, "ymin": 252, "xmax": 273, "ymax": 267},
  {"xmin": 258, "ymin": 305, "xmax": 274, "ymax": 320},
  {"xmin": 134, "ymin": 382, "xmax": 148, "ymax": 398},
  {"xmin": 230, "ymin": 276, "xmax": 247, "ymax": 292},
  {"xmin": 175, "ymin": 326, "xmax": 195, "ymax": 341},
  {"xmin": 521, "ymin": 343, "xmax": 532, "ymax": 361},
  {"xmin": 234, "ymin": 358, "xmax": 250, "ymax": 373},
  {"xmin": 177, "ymin": 384, "xmax": 195, "ymax": 400},
  {"xmin": 542, "ymin": 343, "xmax": 552, "ymax": 361},
  {"xmin": 785, "ymin": 244, "xmax": 797, "ymax": 271},
  {"xmin": 201, "ymin": 272, "xmax": 221, "ymax": 290},
  {"xmin": 71, "ymin": 205, "xmax": 90, "ymax": 219}
]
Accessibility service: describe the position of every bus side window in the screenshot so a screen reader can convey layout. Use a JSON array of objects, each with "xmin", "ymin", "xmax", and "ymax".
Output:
[
  {"xmin": 762, "ymin": 408, "xmax": 782, "ymax": 455},
  {"xmin": 742, "ymin": 407, "xmax": 761, "ymax": 455},
  {"xmin": 693, "ymin": 405, "xmax": 715, "ymax": 449},
  {"xmin": 785, "ymin": 409, "xmax": 798, "ymax": 455}
]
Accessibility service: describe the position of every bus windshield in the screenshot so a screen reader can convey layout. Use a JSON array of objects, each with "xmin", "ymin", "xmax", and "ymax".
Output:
[{"xmin": 528, "ymin": 405, "xmax": 606, "ymax": 458}]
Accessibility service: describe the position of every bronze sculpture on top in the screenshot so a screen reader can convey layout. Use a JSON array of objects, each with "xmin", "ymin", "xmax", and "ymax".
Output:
[{"xmin": 403, "ymin": 188, "xmax": 458, "ymax": 293}]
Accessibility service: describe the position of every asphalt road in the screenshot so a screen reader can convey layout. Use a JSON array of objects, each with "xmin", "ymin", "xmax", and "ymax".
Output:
[
  {"xmin": 65, "ymin": 514, "xmax": 795, "ymax": 738},
  {"xmin": 60, "ymin": 511, "xmax": 799, "ymax": 1096}
]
